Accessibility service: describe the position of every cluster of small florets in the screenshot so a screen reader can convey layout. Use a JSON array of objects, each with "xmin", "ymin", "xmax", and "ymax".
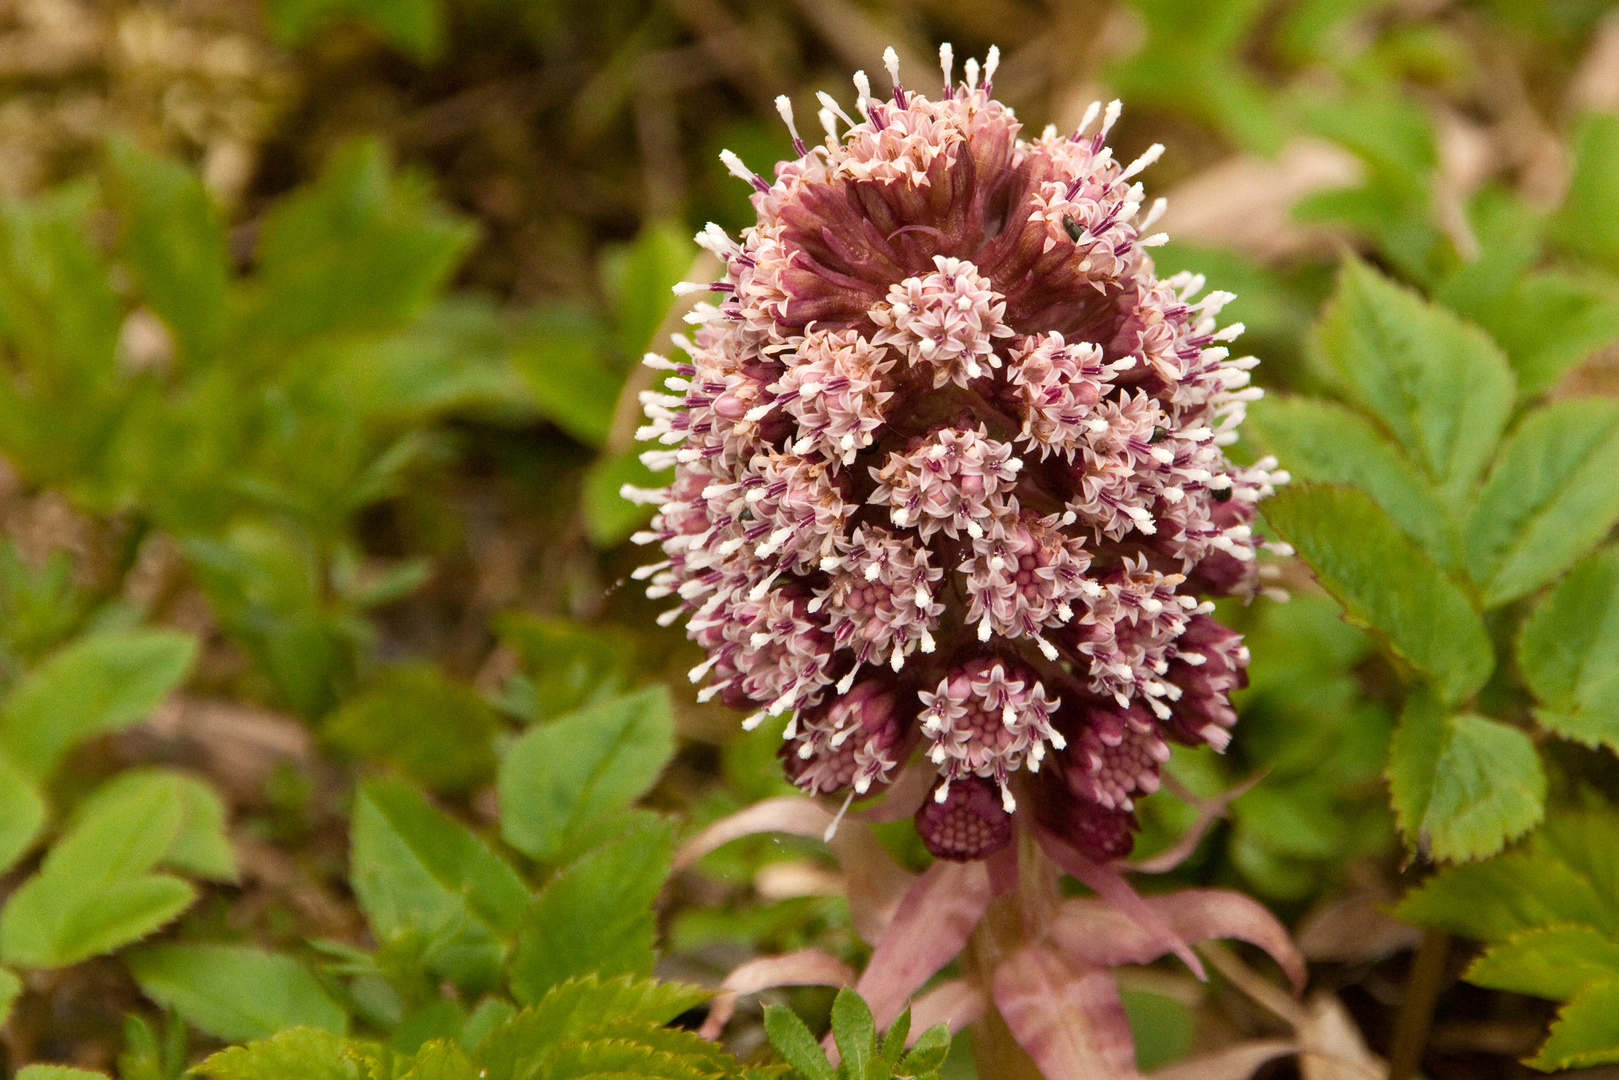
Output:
[{"xmin": 629, "ymin": 46, "xmax": 1287, "ymax": 863}]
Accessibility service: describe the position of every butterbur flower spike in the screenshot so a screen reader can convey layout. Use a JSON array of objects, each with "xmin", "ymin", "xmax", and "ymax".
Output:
[
  {"xmin": 633, "ymin": 43, "xmax": 1281, "ymax": 865},
  {"xmin": 652, "ymin": 50, "xmax": 1305, "ymax": 1079}
]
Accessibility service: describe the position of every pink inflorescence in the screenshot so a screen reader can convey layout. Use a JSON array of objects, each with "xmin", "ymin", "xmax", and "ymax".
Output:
[{"xmin": 629, "ymin": 45, "xmax": 1288, "ymax": 863}]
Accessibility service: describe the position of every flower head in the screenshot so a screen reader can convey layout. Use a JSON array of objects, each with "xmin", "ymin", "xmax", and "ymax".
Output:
[{"xmin": 633, "ymin": 46, "xmax": 1283, "ymax": 862}]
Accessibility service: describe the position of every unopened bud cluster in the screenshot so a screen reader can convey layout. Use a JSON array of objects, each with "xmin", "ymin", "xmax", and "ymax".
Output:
[{"xmin": 629, "ymin": 46, "xmax": 1287, "ymax": 862}]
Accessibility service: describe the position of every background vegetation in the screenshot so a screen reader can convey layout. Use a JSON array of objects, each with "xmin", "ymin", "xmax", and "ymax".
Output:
[{"xmin": 0, "ymin": 0, "xmax": 1617, "ymax": 1077}]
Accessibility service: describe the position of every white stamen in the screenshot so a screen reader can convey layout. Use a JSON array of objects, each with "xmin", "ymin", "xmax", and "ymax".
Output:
[
  {"xmin": 816, "ymin": 91, "xmax": 856, "ymax": 130},
  {"xmin": 883, "ymin": 47, "xmax": 901, "ymax": 89},
  {"xmin": 823, "ymin": 789, "xmax": 858, "ymax": 843},
  {"xmin": 939, "ymin": 43, "xmax": 954, "ymax": 90}
]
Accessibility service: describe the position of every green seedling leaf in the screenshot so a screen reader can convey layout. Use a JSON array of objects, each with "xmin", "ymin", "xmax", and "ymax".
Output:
[
  {"xmin": 1464, "ymin": 399, "xmax": 1619, "ymax": 606},
  {"xmin": 1552, "ymin": 112, "xmax": 1619, "ymax": 272},
  {"xmin": 498, "ymin": 686, "xmax": 674, "ymax": 864},
  {"xmin": 0, "ymin": 629, "xmax": 197, "ymax": 782},
  {"xmin": 1245, "ymin": 395, "xmax": 1458, "ymax": 568},
  {"xmin": 1519, "ymin": 547, "xmax": 1619, "ymax": 753},
  {"xmin": 325, "ymin": 664, "xmax": 501, "ymax": 793},
  {"xmin": 0, "ymin": 751, "xmax": 45, "ymax": 877},
  {"xmin": 1, "ymin": 772, "xmax": 195, "ymax": 967},
  {"xmin": 831, "ymin": 987, "xmax": 876, "ymax": 1080},
  {"xmin": 1312, "ymin": 258, "xmax": 1514, "ymax": 511},
  {"xmin": 1466, "ymin": 925, "xmax": 1619, "ymax": 1001},
  {"xmin": 509, "ymin": 817, "xmax": 672, "ymax": 1004},
  {"xmin": 190, "ymin": 1027, "xmax": 365, "ymax": 1080},
  {"xmin": 763, "ymin": 1005, "xmax": 834, "ymax": 1080},
  {"xmin": 76, "ymin": 769, "xmax": 236, "ymax": 882},
  {"xmin": 104, "ymin": 137, "xmax": 229, "ymax": 365},
  {"xmin": 1262, "ymin": 483, "xmax": 1492, "ymax": 705},
  {"xmin": 1387, "ymin": 694, "xmax": 1544, "ymax": 863},
  {"xmin": 1530, "ymin": 980, "xmax": 1619, "ymax": 1071},
  {"xmin": 129, "ymin": 943, "xmax": 347, "ymax": 1042},
  {"xmin": 350, "ymin": 777, "xmax": 528, "ymax": 992},
  {"xmin": 0, "ymin": 966, "xmax": 19, "ymax": 1027}
]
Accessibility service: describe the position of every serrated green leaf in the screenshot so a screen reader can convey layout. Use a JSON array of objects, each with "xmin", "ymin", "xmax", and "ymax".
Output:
[
  {"xmin": 0, "ymin": 966, "xmax": 19, "ymax": 1027},
  {"xmin": 896, "ymin": 1024, "xmax": 952, "ymax": 1076},
  {"xmin": 539, "ymin": 1039, "xmax": 715, "ymax": 1080},
  {"xmin": 128, "ymin": 943, "xmax": 347, "ymax": 1042},
  {"xmin": 1466, "ymin": 269, "xmax": 1619, "ymax": 397},
  {"xmin": 475, "ymin": 973, "xmax": 711, "ymax": 1073},
  {"xmin": 1388, "ymin": 699, "xmax": 1544, "ymax": 863},
  {"xmin": 17, "ymin": 1067, "xmax": 111, "ymax": 1079},
  {"xmin": 1552, "ymin": 112, "xmax": 1619, "ymax": 271},
  {"xmin": 0, "ymin": 750, "xmax": 45, "ymax": 877},
  {"xmin": 1262, "ymin": 483, "xmax": 1492, "ymax": 705},
  {"xmin": 763, "ymin": 1006, "xmax": 834, "ymax": 1080},
  {"xmin": 509, "ymin": 818, "xmax": 672, "ymax": 1004},
  {"xmin": 1, "ymin": 771, "xmax": 196, "ymax": 967},
  {"xmin": 263, "ymin": 0, "xmax": 442, "ymax": 59},
  {"xmin": 0, "ymin": 629, "xmax": 197, "ymax": 782},
  {"xmin": 1530, "ymin": 980, "xmax": 1619, "ymax": 1071},
  {"xmin": 104, "ymin": 136, "xmax": 229, "ymax": 365},
  {"xmin": 325, "ymin": 664, "xmax": 501, "ymax": 793},
  {"xmin": 1396, "ymin": 850, "xmax": 1619, "ymax": 943},
  {"xmin": 1463, "ymin": 399, "xmax": 1619, "ymax": 606},
  {"xmin": 1244, "ymin": 395, "xmax": 1459, "ymax": 569},
  {"xmin": 1313, "ymin": 258, "xmax": 1514, "ymax": 510},
  {"xmin": 241, "ymin": 140, "xmax": 472, "ymax": 349},
  {"xmin": 1519, "ymin": 546, "xmax": 1619, "ymax": 752},
  {"xmin": 190, "ymin": 1027, "xmax": 365, "ymax": 1080},
  {"xmin": 830, "ymin": 988, "xmax": 876, "ymax": 1080},
  {"xmin": 1466, "ymin": 925, "xmax": 1619, "ymax": 1001},
  {"xmin": 76, "ymin": 769, "xmax": 236, "ymax": 882},
  {"xmin": 396, "ymin": 1040, "xmax": 479, "ymax": 1080},
  {"xmin": 350, "ymin": 777, "xmax": 528, "ymax": 993},
  {"xmin": 498, "ymin": 686, "xmax": 674, "ymax": 864}
]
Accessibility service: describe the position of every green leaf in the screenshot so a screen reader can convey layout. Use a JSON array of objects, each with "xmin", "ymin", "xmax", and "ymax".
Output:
[
  {"xmin": 1530, "ymin": 980, "xmax": 1619, "ymax": 1071},
  {"xmin": 897, "ymin": 1024, "xmax": 953, "ymax": 1076},
  {"xmin": 1262, "ymin": 483, "xmax": 1492, "ymax": 705},
  {"xmin": 509, "ymin": 817, "xmax": 672, "ymax": 1004},
  {"xmin": 0, "ymin": 966, "xmax": 19, "ymax": 1027},
  {"xmin": 830, "ymin": 988, "xmax": 876, "ymax": 1080},
  {"xmin": 1461, "ymin": 268, "xmax": 1619, "ymax": 397},
  {"xmin": 0, "ymin": 751, "xmax": 45, "ymax": 877},
  {"xmin": 1397, "ymin": 851, "xmax": 1619, "ymax": 944},
  {"xmin": 1466, "ymin": 925, "xmax": 1619, "ymax": 1001},
  {"xmin": 17, "ymin": 1068, "xmax": 111, "ymax": 1079},
  {"xmin": 190, "ymin": 1027, "xmax": 364, "ymax": 1080},
  {"xmin": 507, "ymin": 306, "xmax": 620, "ymax": 447},
  {"xmin": 1244, "ymin": 395, "xmax": 1458, "ymax": 569},
  {"xmin": 1, "ymin": 771, "xmax": 196, "ymax": 967},
  {"xmin": 397, "ymin": 1041, "xmax": 479, "ymax": 1080},
  {"xmin": 0, "ymin": 629, "xmax": 197, "ymax": 782},
  {"xmin": 241, "ymin": 140, "xmax": 472, "ymax": 349},
  {"xmin": 1388, "ymin": 696, "xmax": 1545, "ymax": 863},
  {"xmin": 498, "ymin": 686, "xmax": 675, "ymax": 864},
  {"xmin": 324, "ymin": 665, "xmax": 501, "ymax": 793},
  {"xmin": 1552, "ymin": 112, "xmax": 1619, "ymax": 272},
  {"xmin": 763, "ymin": 1005, "xmax": 835, "ymax": 1080},
  {"xmin": 494, "ymin": 614, "xmax": 634, "ymax": 722},
  {"xmin": 534, "ymin": 1038, "xmax": 716, "ymax": 1080},
  {"xmin": 1463, "ymin": 399, "xmax": 1619, "ymax": 606},
  {"xmin": 601, "ymin": 223, "xmax": 694, "ymax": 358},
  {"xmin": 104, "ymin": 137, "xmax": 230, "ymax": 364},
  {"xmin": 474, "ymin": 975, "xmax": 715, "ymax": 1078},
  {"xmin": 1519, "ymin": 547, "xmax": 1619, "ymax": 752},
  {"xmin": 585, "ymin": 447, "xmax": 665, "ymax": 548},
  {"xmin": 76, "ymin": 769, "xmax": 237, "ymax": 882},
  {"xmin": 350, "ymin": 777, "xmax": 528, "ymax": 991},
  {"xmin": 1312, "ymin": 258, "xmax": 1514, "ymax": 510},
  {"xmin": 129, "ymin": 943, "xmax": 347, "ymax": 1042},
  {"xmin": 262, "ymin": 0, "xmax": 442, "ymax": 59}
]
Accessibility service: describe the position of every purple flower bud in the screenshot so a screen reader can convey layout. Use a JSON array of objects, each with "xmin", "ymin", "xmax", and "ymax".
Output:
[{"xmin": 634, "ymin": 47, "xmax": 1283, "ymax": 859}]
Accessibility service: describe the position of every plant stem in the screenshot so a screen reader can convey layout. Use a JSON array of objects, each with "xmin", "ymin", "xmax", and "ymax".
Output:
[
  {"xmin": 1388, "ymin": 928, "xmax": 1450, "ymax": 1080},
  {"xmin": 964, "ymin": 830, "xmax": 1061, "ymax": 1080}
]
